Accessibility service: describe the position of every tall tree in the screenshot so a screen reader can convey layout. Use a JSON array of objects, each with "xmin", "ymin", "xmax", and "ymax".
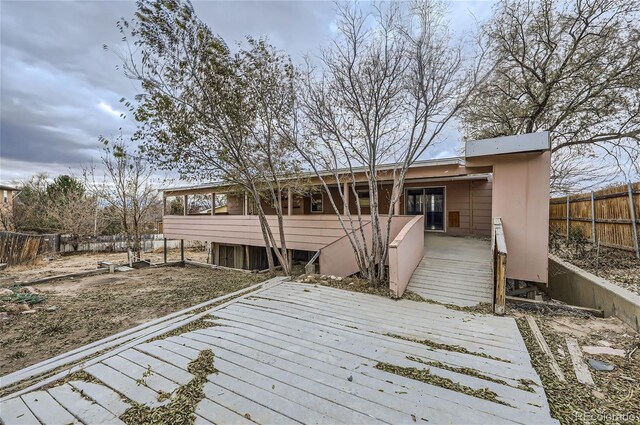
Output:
[
  {"xmin": 461, "ymin": 0, "xmax": 640, "ymax": 192},
  {"xmin": 13, "ymin": 174, "xmax": 98, "ymax": 249},
  {"xmin": 296, "ymin": 1, "xmax": 482, "ymax": 287},
  {"xmin": 86, "ymin": 136, "xmax": 160, "ymax": 260},
  {"xmin": 13, "ymin": 174, "xmax": 50, "ymax": 233},
  {"xmin": 46, "ymin": 175, "xmax": 99, "ymax": 250},
  {"xmin": 113, "ymin": 0, "xmax": 300, "ymax": 274}
]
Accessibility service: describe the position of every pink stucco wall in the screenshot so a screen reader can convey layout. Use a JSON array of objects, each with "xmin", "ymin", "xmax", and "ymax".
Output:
[
  {"xmin": 389, "ymin": 215, "xmax": 425, "ymax": 298},
  {"xmin": 319, "ymin": 215, "xmax": 413, "ymax": 277},
  {"xmin": 490, "ymin": 151, "xmax": 551, "ymax": 283}
]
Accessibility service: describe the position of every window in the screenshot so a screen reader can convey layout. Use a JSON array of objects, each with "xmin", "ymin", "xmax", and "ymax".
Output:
[
  {"xmin": 2, "ymin": 190, "xmax": 7, "ymax": 204},
  {"xmin": 310, "ymin": 192, "xmax": 323, "ymax": 213},
  {"xmin": 357, "ymin": 191, "xmax": 370, "ymax": 207}
]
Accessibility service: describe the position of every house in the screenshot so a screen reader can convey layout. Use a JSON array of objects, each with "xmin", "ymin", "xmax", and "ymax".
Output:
[
  {"xmin": 0, "ymin": 184, "xmax": 19, "ymax": 231},
  {"xmin": 161, "ymin": 133, "xmax": 551, "ymax": 304}
]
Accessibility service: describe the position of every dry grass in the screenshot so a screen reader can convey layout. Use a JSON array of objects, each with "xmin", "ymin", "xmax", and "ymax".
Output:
[
  {"xmin": 516, "ymin": 312, "xmax": 640, "ymax": 424},
  {"xmin": 0, "ymin": 265, "xmax": 264, "ymax": 376},
  {"xmin": 550, "ymin": 233, "xmax": 640, "ymax": 295}
]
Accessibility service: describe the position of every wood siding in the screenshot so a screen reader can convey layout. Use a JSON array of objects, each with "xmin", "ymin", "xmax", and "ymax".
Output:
[
  {"xmin": 401, "ymin": 179, "xmax": 492, "ymax": 236},
  {"xmin": 163, "ymin": 215, "xmax": 365, "ymax": 252}
]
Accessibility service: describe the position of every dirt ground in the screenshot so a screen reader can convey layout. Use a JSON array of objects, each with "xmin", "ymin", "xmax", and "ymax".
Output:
[
  {"xmin": 550, "ymin": 234, "xmax": 640, "ymax": 296},
  {"xmin": 510, "ymin": 304, "xmax": 640, "ymax": 424},
  {"xmin": 0, "ymin": 248, "xmax": 209, "ymax": 285},
  {"xmin": 0, "ymin": 264, "xmax": 265, "ymax": 376}
]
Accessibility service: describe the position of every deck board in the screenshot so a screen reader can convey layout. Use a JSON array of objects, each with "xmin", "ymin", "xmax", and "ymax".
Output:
[
  {"xmin": 407, "ymin": 234, "xmax": 493, "ymax": 306},
  {"xmin": 1, "ymin": 279, "xmax": 557, "ymax": 424}
]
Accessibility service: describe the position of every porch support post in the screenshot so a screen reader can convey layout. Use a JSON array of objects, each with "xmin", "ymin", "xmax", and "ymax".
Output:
[
  {"xmin": 183, "ymin": 195, "xmax": 187, "ymax": 215},
  {"xmin": 244, "ymin": 192, "xmax": 249, "ymax": 215},
  {"xmin": 163, "ymin": 238, "xmax": 167, "ymax": 263},
  {"xmin": 180, "ymin": 239, "xmax": 184, "ymax": 262},
  {"xmin": 394, "ymin": 181, "xmax": 401, "ymax": 216},
  {"xmin": 211, "ymin": 192, "xmax": 216, "ymax": 215},
  {"xmin": 288, "ymin": 188, "xmax": 293, "ymax": 216},
  {"xmin": 343, "ymin": 181, "xmax": 349, "ymax": 215}
]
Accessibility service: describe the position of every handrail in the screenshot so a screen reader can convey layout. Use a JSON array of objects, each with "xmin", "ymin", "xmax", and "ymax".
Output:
[{"xmin": 493, "ymin": 217, "xmax": 507, "ymax": 315}]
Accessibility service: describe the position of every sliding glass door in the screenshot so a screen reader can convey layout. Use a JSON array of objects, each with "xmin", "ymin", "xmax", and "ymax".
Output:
[
  {"xmin": 405, "ymin": 187, "xmax": 445, "ymax": 231},
  {"xmin": 425, "ymin": 188, "xmax": 445, "ymax": 231}
]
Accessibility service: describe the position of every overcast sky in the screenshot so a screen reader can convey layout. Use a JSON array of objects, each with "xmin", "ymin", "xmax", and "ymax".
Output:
[{"xmin": 0, "ymin": 0, "xmax": 495, "ymax": 185}]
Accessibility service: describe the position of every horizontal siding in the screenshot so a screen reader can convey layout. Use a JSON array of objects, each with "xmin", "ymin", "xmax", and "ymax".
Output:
[
  {"xmin": 472, "ymin": 180, "xmax": 492, "ymax": 235},
  {"xmin": 402, "ymin": 179, "xmax": 492, "ymax": 236},
  {"xmin": 163, "ymin": 215, "xmax": 374, "ymax": 251}
]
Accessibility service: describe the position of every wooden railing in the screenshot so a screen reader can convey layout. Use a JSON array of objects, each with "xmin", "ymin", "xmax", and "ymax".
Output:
[{"xmin": 492, "ymin": 217, "xmax": 507, "ymax": 315}]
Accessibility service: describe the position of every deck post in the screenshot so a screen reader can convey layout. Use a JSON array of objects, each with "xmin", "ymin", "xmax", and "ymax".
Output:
[
  {"xmin": 288, "ymin": 188, "xmax": 293, "ymax": 216},
  {"xmin": 183, "ymin": 195, "xmax": 188, "ymax": 215},
  {"xmin": 628, "ymin": 182, "xmax": 639, "ymax": 259},
  {"xmin": 211, "ymin": 192, "xmax": 216, "ymax": 215},
  {"xmin": 163, "ymin": 238, "xmax": 167, "ymax": 263},
  {"xmin": 180, "ymin": 239, "xmax": 184, "ymax": 262},
  {"xmin": 495, "ymin": 252, "xmax": 507, "ymax": 315},
  {"xmin": 493, "ymin": 218, "xmax": 507, "ymax": 316},
  {"xmin": 244, "ymin": 192, "xmax": 249, "ymax": 215}
]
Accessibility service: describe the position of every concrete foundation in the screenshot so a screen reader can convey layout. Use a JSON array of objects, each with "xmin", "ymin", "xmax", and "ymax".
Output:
[{"xmin": 546, "ymin": 254, "xmax": 640, "ymax": 332}]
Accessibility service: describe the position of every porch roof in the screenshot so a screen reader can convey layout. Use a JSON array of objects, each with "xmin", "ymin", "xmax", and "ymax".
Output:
[{"xmin": 161, "ymin": 156, "xmax": 473, "ymax": 196}]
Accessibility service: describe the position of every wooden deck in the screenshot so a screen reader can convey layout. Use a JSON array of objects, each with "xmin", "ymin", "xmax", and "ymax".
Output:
[
  {"xmin": 406, "ymin": 233, "xmax": 493, "ymax": 307},
  {"xmin": 0, "ymin": 281, "xmax": 557, "ymax": 424}
]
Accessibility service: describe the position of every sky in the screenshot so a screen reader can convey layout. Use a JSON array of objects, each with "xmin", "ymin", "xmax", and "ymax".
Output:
[{"xmin": 0, "ymin": 0, "xmax": 495, "ymax": 185}]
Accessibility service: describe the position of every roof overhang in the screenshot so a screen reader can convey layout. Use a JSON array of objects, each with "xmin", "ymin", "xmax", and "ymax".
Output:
[
  {"xmin": 161, "ymin": 157, "xmax": 466, "ymax": 194},
  {"xmin": 465, "ymin": 132, "xmax": 550, "ymax": 158}
]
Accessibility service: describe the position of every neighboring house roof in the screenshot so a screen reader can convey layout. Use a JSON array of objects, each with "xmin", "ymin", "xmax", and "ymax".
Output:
[{"xmin": 0, "ymin": 184, "xmax": 19, "ymax": 191}]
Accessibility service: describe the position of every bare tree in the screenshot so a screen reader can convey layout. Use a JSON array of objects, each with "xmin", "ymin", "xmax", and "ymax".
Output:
[
  {"xmin": 461, "ymin": 0, "xmax": 640, "ymax": 193},
  {"xmin": 112, "ymin": 0, "xmax": 300, "ymax": 274},
  {"xmin": 296, "ymin": 1, "xmax": 482, "ymax": 287},
  {"xmin": 86, "ymin": 136, "xmax": 160, "ymax": 261}
]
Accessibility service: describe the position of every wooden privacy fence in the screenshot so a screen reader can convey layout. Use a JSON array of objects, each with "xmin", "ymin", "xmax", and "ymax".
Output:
[
  {"xmin": 0, "ymin": 232, "xmax": 58, "ymax": 266},
  {"xmin": 549, "ymin": 182, "xmax": 640, "ymax": 258}
]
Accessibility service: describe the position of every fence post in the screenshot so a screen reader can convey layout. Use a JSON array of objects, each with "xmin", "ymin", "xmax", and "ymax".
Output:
[
  {"xmin": 163, "ymin": 238, "xmax": 167, "ymax": 263},
  {"xmin": 591, "ymin": 191, "xmax": 596, "ymax": 243},
  {"xmin": 566, "ymin": 195, "xmax": 570, "ymax": 240},
  {"xmin": 628, "ymin": 182, "xmax": 639, "ymax": 259}
]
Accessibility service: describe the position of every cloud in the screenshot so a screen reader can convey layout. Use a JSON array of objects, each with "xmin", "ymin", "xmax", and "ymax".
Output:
[
  {"xmin": 97, "ymin": 101, "xmax": 123, "ymax": 119},
  {"xmin": 0, "ymin": 0, "xmax": 494, "ymax": 185}
]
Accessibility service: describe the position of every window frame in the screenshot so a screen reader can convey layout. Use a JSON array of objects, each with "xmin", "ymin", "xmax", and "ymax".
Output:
[
  {"xmin": 357, "ymin": 190, "xmax": 371, "ymax": 207},
  {"xmin": 310, "ymin": 192, "xmax": 324, "ymax": 213}
]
